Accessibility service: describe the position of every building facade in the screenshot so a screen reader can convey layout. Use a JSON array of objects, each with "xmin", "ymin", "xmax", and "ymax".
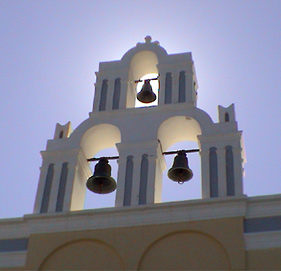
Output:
[{"xmin": 1, "ymin": 37, "xmax": 281, "ymax": 270}]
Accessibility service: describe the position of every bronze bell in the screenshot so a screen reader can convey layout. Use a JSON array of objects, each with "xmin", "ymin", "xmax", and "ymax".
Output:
[
  {"xmin": 86, "ymin": 158, "xmax": 117, "ymax": 194},
  {"xmin": 168, "ymin": 151, "xmax": 193, "ymax": 183},
  {"xmin": 137, "ymin": 79, "xmax": 157, "ymax": 103}
]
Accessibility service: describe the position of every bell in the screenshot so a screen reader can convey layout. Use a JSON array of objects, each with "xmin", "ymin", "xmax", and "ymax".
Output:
[
  {"xmin": 86, "ymin": 158, "xmax": 117, "ymax": 194},
  {"xmin": 137, "ymin": 79, "xmax": 157, "ymax": 103},
  {"xmin": 168, "ymin": 151, "xmax": 193, "ymax": 183}
]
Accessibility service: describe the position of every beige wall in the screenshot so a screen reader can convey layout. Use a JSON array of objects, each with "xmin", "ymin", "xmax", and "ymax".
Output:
[
  {"xmin": 1, "ymin": 216, "xmax": 281, "ymax": 270},
  {"xmin": 246, "ymin": 248, "xmax": 281, "ymax": 270},
  {"xmin": 24, "ymin": 217, "xmax": 245, "ymax": 270}
]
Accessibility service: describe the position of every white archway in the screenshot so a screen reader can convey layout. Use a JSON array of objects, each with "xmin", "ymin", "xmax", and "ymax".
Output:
[
  {"xmin": 80, "ymin": 124, "xmax": 121, "ymax": 209},
  {"xmin": 80, "ymin": 123, "xmax": 121, "ymax": 159},
  {"xmin": 158, "ymin": 116, "xmax": 202, "ymax": 152}
]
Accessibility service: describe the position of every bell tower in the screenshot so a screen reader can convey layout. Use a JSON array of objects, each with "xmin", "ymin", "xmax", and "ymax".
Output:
[{"xmin": 33, "ymin": 36, "xmax": 245, "ymax": 214}]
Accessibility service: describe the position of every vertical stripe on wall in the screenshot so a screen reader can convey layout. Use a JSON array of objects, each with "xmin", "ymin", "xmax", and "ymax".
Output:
[
  {"xmin": 226, "ymin": 146, "xmax": 235, "ymax": 196},
  {"xmin": 165, "ymin": 72, "xmax": 172, "ymax": 104},
  {"xmin": 139, "ymin": 154, "xmax": 149, "ymax": 205},
  {"xmin": 56, "ymin": 162, "xmax": 69, "ymax": 212},
  {"xmin": 112, "ymin": 78, "xmax": 121, "ymax": 110},
  {"xmin": 209, "ymin": 147, "xmax": 218, "ymax": 197},
  {"xmin": 179, "ymin": 71, "xmax": 186, "ymax": 103},
  {"xmin": 40, "ymin": 163, "xmax": 55, "ymax": 213},
  {"xmin": 0, "ymin": 238, "xmax": 29, "ymax": 252},
  {"xmin": 123, "ymin": 156, "xmax": 134, "ymax": 206},
  {"xmin": 99, "ymin": 79, "xmax": 108, "ymax": 111}
]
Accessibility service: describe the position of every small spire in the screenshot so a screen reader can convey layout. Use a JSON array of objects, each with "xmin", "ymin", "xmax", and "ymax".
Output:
[{"xmin": 145, "ymin": 35, "xmax": 152, "ymax": 43}]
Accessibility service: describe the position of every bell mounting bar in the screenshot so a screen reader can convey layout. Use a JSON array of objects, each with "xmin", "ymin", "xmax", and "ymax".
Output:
[
  {"xmin": 87, "ymin": 149, "xmax": 199, "ymax": 161},
  {"xmin": 162, "ymin": 149, "xmax": 200, "ymax": 155},
  {"xmin": 87, "ymin": 156, "xmax": 119, "ymax": 162},
  {"xmin": 134, "ymin": 76, "xmax": 159, "ymax": 83}
]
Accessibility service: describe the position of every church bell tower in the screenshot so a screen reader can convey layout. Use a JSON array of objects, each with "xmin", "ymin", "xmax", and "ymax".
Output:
[
  {"xmin": 5, "ymin": 36, "xmax": 281, "ymax": 271},
  {"xmin": 33, "ymin": 36, "xmax": 246, "ymax": 214}
]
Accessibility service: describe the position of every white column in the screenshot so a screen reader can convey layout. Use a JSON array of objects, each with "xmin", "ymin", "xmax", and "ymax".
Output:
[
  {"xmin": 33, "ymin": 164, "xmax": 48, "ymax": 213},
  {"xmin": 200, "ymin": 148, "xmax": 210, "ymax": 199},
  {"xmin": 130, "ymin": 155, "xmax": 142, "ymax": 206},
  {"xmin": 147, "ymin": 143, "xmax": 166, "ymax": 204},
  {"xmin": 157, "ymin": 67, "xmax": 167, "ymax": 106},
  {"xmin": 92, "ymin": 79, "xmax": 102, "ymax": 113},
  {"xmin": 114, "ymin": 150, "xmax": 127, "ymax": 207},
  {"xmin": 233, "ymin": 147, "xmax": 244, "ymax": 196},
  {"xmin": 118, "ymin": 76, "xmax": 127, "ymax": 109},
  {"xmin": 56, "ymin": 149, "xmax": 91, "ymax": 212},
  {"xmin": 115, "ymin": 141, "xmax": 165, "ymax": 207},
  {"xmin": 116, "ymin": 69, "xmax": 129, "ymax": 110},
  {"xmin": 185, "ymin": 72, "xmax": 193, "ymax": 103}
]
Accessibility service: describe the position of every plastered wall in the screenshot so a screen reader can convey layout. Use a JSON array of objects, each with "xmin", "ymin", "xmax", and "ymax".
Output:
[{"xmin": 24, "ymin": 217, "xmax": 245, "ymax": 270}]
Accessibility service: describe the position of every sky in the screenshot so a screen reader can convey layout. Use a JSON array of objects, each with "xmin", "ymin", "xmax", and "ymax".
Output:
[{"xmin": 0, "ymin": 0, "xmax": 281, "ymax": 218}]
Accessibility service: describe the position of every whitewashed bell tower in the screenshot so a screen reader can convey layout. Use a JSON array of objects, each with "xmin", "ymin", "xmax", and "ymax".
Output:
[{"xmin": 33, "ymin": 36, "xmax": 246, "ymax": 214}]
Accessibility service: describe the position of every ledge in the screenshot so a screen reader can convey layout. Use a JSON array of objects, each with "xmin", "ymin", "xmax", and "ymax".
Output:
[
  {"xmin": 244, "ymin": 231, "xmax": 281, "ymax": 250},
  {"xmin": 0, "ymin": 251, "xmax": 27, "ymax": 268},
  {"xmin": 1, "ymin": 195, "xmax": 281, "ymax": 252},
  {"xmin": 23, "ymin": 196, "xmax": 247, "ymax": 234}
]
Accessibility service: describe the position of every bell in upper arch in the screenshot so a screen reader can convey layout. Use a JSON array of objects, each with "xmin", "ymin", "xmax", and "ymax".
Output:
[
  {"xmin": 137, "ymin": 79, "xmax": 157, "ymax": 103},
  {"xmin": 168, "ymin": 151, "xmax": 193, "ymax": 183},
  {"xmin": 86, "ymin": 158, "xmax": 117, "ymax": 194}
]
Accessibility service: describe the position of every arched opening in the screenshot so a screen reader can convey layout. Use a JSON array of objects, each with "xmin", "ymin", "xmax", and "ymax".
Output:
[
  {"xmin": 162, "ymin": 141, "xmax": 201, "ymax": 202},
  {"xmin": 225, "ymin": 112, "xmax": 230, "ymax": 122},
  {"xmin": 129, "ymin": 50, "xmax": 159, "ymax": 108},
  {"xmin": 84, "ymin": 147, "xmax": 119, "ymax": 210},
  {"xmin": 158, "ymin": 116, "xmax": 202, "ymax": 202},
  {"xmin": 80, "ymin": 124, "xmax": 121, "ymax": 159},
  {"xmin": 80, "ymin": 124, "xmax": 121, "ymax": 209},
  {"xmin": 158, "ymin": 116, "xmax": 201, "ymax": 152}
]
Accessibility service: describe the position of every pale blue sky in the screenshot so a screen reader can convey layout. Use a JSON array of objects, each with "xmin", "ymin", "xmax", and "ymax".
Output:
[{"xmin": 1, "ymin": 0, "xmax": 281, "ymax": 218}]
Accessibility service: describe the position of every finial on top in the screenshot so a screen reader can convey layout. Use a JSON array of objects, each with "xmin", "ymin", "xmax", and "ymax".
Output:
[
  {"xmin": 145, "ymin": 35, "xmax": 152, "ymax": 43},
  {"xmin": 136, "ymin": 36, "xmax": 160, "ymax": 46}
]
